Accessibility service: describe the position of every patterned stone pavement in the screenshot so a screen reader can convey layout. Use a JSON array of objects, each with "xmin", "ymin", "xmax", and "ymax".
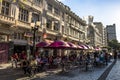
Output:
[
  {"xmin": 0, "ymin": 61, "xmax": 113, "ymax": 80},
  {"xmin": 32, "ymin": 61, "xmax": 113, "ymax": 80},
  {"xmin": 106, "ymin": 59, "xmax": 120, "ymax": 80}
]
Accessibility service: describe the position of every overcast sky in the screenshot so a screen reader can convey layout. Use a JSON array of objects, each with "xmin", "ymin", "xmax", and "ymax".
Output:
[{"xmin": 58, "ymin": 0, "xmax": 120, "ymax": 42}]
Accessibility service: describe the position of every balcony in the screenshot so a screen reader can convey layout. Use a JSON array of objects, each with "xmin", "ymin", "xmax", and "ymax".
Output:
[
  {"xmin": 46, "ymin": 28, "xmax": 60, "ymax": 36},
  {"xmin": 19, "ymin": 0, "xmax": 42, "ymax": 12},
  {"xmin": 17, "ymin": 20, "xmax": 30, "ymax": 29},
  {"xmin": 0, "ymin": 14, "xmax": 15, "ymax": 25},
  {"xmin": 69, "ymin": 36, "xmax": 79, "ymax": 42},
  {"xmin": 46, "ymin": 11, "xmax": 60, "ymax": 21},
  {"xmin": 74, "ymin": 26, "xmax": 79, "ymax": 30}
]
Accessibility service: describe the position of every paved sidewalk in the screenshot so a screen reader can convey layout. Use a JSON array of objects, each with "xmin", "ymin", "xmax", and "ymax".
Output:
[
  {"xmin": 0, "ymin": 63, "xmax": 11, "ymax": 69},
  {"xmin": 32, "ymin": 61, "xmax": 113, "ymax": 80},
  {"xmin": 0, "ymin": 60, "xmax": 114, "ymax": 80},
  {"xmin": 106, "ymin": 59, "xmax": 120, "ymax": 80}
]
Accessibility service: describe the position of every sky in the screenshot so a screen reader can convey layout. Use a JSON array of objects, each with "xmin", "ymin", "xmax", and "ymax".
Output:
[{"xmin": 58, "ymin": 0, "xmax": 120, "ymax": 42}]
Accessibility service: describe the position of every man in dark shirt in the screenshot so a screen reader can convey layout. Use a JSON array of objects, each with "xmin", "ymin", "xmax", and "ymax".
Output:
[{"xmin": 21, "ymin": 59, "xmax": 30, "ymax": 74}]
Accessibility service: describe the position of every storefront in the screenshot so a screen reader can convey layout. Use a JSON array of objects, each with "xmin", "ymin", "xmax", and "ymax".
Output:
[
  {"xmin": 0, "ymin": 42, "xmax": 9, "ymax": 63},
  {"xmin": 13, "ymin": 39, "xmax": 28, "ymax": 54}
]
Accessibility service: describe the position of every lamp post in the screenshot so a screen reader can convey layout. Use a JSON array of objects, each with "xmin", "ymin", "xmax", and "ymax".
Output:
[{"xmin": 31, "ymin": 21, "xmax": 41, "ymax": 57}]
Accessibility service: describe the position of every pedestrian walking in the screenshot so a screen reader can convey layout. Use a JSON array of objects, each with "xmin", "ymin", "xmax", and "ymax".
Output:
[
  {"xmin": 105, "ymin": 52, "xmax": 108, "ymax": 65},
  {"xmin": 11, "ymin": 53, "xmax": 19, "ymax": 68}
]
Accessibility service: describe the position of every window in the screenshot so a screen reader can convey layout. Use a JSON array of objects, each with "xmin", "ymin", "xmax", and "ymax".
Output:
[
  {"xmin": 33, "ymin": 0, "xmax": 41, "ymax": 6},
  {"xmin": 14, "ymin": 32, "xmax": 17, "ymax": 39},
  {"xmin": 21, "ymin": 33, "xmax": 25, "ymax": 40},
  {"xmin": 62, "ymin": 13, "xmax": 64, "ymax": 21},
  {"xmin": 54, "ymin": 8, "xmax": 59, "ymax": 15},
  {"xmin": 48, "ymin": 4, "xmax": 52, "ymax": 12},
  {"xmin": 1, "ymin": 1, "xmax": 10, "ymax": 15},
  {"xmin": 32, "ymin": 13, "xmax": 39, "ymax": 23},
  {"xmin": 36, "ymin": 36, "xmax": 41, "ymax": 42},
  {"xmin": 35, "ymin": 0, "xmax": 41, "ymax": 3},
  {"xmin": 62, "ymin": 26, "xmax": 64, "ymax": 34},
  {"xmin": 19, "ymin": 8, "xmax": 29, "ymax": 22},
  {"xmin": 66, "ymin": 15, "xmax": 69, "ymax": 22},
  {"xmin": 54, "ymin": 23, "xmax": 59, "ymax": 31},
  {"xmin": 18, "ymin": 33, "xmax": 21, "ymax": 39},
  {"xmin": 46, "ymin": 19, "xmax": 52, "ymax": 29}
]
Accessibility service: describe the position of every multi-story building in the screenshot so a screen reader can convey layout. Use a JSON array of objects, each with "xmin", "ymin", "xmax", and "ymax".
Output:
[
  {"xmin": 94, "ymin": 22, "xmax": 104, "ymax": 47},
  {"xmin": 103, "ymin": 28, "xmax": 108, "ymax": 47},
  {"xmin": 44, "ymin": 0, "xmax": 87, "ymax": 44},
  {"xmin": 0, "ymin": 0, "xmax": 87, "ymax": 63},
  {"xmin": 87, "ymin": 16, "xmax": 104, "ymax": 47},
  {"xmin": 106, "ymin": 24, "xmax": 117, "ymax": 41},
  {"xmin": 0, "ymin": 0, "xmax": 45, "ymax": 63}
]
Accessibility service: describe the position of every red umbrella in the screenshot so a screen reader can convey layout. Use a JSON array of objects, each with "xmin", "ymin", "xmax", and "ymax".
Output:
[
  {"xmin": 47, "ymin": 40, "xmax": 70, "ymax": 49},
  {"xmin": 79, "ymin": 45, "xmax": 88, "ymax": 50},
  {"xmin": 36, "ymin": 41, "xmax": 50, "ymax": 48},
  {"xmin": 77, "ymin": 45, "xmax": 84, "ymax": 50},
  {"xmin": 67, "ymin": 42, "xmax": 77, "ymax": 49},
  {"xmin": 95, "ymin": 47, "xmax": 101, "ymax": 51}
]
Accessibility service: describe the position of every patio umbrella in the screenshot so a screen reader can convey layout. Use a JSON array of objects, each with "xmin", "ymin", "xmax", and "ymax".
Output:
[
  {"xmin": 79, "ymin": 45, "xmax": 88, "ymax": 50},
  {"xmin": 95, "ymin": 47, "xmax": 101, "ymax": 51},
  {"xmin": 77, "ymin": 45, "xmax": 84, "ymax": 50},
  {"xmin": 36, "ymin": 41, "xmax": 50, "ymax": 48},
  {"xmin": 67, "ymin": 42, "xmax": 77, "ymax": 49},
  {"xmin": 47, "ymin": 40, "xmax": 70, "ymax": 49}
]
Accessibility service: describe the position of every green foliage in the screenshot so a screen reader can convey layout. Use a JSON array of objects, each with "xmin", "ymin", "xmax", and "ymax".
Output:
[{"xmin": 108, "ymin": 39, "xmax": 120, "ymax": 50}]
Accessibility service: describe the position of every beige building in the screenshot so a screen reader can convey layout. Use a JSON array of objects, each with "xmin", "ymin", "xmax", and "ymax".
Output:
[
  {"xmin": 86, "ymin": 16, "xmax": 104, "ymax": 47},
  {"xmin": 0, "ymin": 0, "xmax": 87, "ymax": 53},
  {"xmin": 94, "ymin": 22, "xmax": 104, "ymax": 47},
  {"xmin": 103, "ymin": 28, "xmax": 108, "ymax": 47},
  {"xmin": 45, "ymin": 0, "xmax": 87, "ymax": 43}
]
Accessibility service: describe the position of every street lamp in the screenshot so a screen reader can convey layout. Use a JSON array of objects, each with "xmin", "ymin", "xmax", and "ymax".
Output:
[{"xmin": 31, "ymin": 21, "xmax": 41, "ymax": 57}]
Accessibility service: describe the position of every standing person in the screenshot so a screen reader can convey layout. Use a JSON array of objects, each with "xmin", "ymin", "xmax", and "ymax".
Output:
[
  {"xmin": 21, "ymin": 59, "xmax": 31, "ymax": 75},
  {"xmin": 11, "ymin": 55, "xmax": 14, "ymax": 68},
  {"xmin": 105, "ymin": 51, "xmax": 108, "ymax": 65},
  {"xmin": 118, "ymin": 51, "xmax": 120, "ymax": 59},
  {"xmin": 11, "ymin": 53, "xmax": 19, "ymax": 68},
  {"xmin": 20, "ymin": 51, "xmax": 27, "ymax": 60},
  {"xmin": 48, "ymin": 56, "xmax": 53, "ymax": 69},
  {"xmin": 114, "ymin": 49, "xmax": 118, "ymax": 60}
]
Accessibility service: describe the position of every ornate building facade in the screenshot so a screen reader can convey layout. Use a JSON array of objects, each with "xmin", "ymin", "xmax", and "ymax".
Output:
[{"xmin": 0, "ymin": 0, "xmax": 87, "ymax": 53}]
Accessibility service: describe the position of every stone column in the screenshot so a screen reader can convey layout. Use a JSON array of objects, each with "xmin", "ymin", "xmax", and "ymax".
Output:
[
  {"xmin": 51, "ymin": 21, "xmax": 54, "ymax": 30},
  {"xmin": 14, "ymin": 5, "xmax": 19, "ymax": 20},
  {"xmin": 0, "ymin": 1, "xmax": 2, "ymax": 14},
  {"xmin": 28, "ymin": 12, "xmax": 32, "ymax": 23}
]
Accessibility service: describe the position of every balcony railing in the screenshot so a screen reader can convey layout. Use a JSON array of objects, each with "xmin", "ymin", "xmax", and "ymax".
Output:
[
  {"xmin": 19, "ymin": 0, "xmax": 42, "ymax": 12},
  {"xmin": 0, "ymin": 14, "xmax": 15, "ymax": 24},
  {"xmin": 17, "ymin": 20, "xmax": 30, "ymax": 29},
  {"xmin": 47, "ymin": 28, "xmax": 60, "ymax": 36},
  {"xmin": 46, "ymin": 12, "xmax": 60, "ymax": 21}
]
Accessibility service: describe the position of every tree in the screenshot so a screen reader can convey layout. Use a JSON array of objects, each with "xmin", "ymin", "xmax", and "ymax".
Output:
[{"xmin": 108, "ymin": 39, "xmax": 120, "ymax": 50}]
